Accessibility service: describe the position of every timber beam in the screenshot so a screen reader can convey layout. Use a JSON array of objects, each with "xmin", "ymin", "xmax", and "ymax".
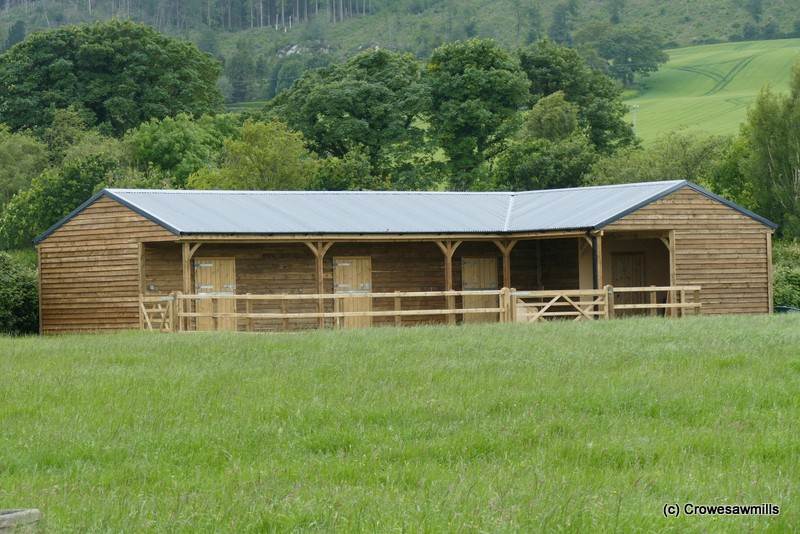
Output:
[
  {"xmin": 435, "ymin": 240, "xmax": 462, "ymax": 325},
  {"xmin": 304, "ymin": 241, "xmax": 334, "ymax": 328},
  {"xmin": 492, "ymin": 239, "xmax": 518, "ymax": 289}
]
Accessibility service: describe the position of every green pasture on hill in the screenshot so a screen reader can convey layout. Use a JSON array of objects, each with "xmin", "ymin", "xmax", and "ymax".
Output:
[
  {"xmin": 1, "ymin": 314, "xmax": 799, "ymax": 531},
  {"xmin": 627, "ymin": 38, "xmax": 800, "ymax": 141}
]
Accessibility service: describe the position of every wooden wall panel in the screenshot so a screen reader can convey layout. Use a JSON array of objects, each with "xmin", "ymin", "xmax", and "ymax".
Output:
[
  {"xmin": 605, "ymin": 186, "xmax": 772, "ymax": 314},
  {"xmin": 38, "ymin": 196, "xmax": 176, "ymax": 333}
]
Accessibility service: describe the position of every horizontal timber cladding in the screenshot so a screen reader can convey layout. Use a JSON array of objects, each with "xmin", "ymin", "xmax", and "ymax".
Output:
[
  {"xmin": 604, "ymin": 186, "xmax": 771, "ymax": 315},
  {"xmin": 142, "ymin": 238, "xmax": 581, "ymax": 332},
  {"xmin": 38, "ymin": 196, "xmax": 177, "ymax": 333}
]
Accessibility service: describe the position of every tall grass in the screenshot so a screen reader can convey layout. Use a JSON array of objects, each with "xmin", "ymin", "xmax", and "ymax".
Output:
[{"xmin": 1, "ymin": 315, "xmax": 799, "ymax": 531}]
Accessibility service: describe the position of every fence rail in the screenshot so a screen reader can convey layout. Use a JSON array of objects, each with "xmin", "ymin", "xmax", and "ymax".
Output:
[{"xmin": 139, "ymin": 285, "xmax": 701, "ymax": 332}]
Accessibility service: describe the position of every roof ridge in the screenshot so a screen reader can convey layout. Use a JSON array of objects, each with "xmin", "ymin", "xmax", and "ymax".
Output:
[
  {"xmin": 503, "ymin": 194, "xmax": 515, "ymax": 232},
  {"xmin": 105, "ymin": 188, "xmax": 512, "ymax": 196}
]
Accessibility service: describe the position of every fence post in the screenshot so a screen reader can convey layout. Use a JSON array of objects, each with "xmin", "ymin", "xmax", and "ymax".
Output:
[
  {"xmin": 649, "ymin": 285, "xmax": 657, "ymax": 317},
  {"xmin": 175, "ymin": 292, "xmax": 183, "ymax": 332},
  {"xmin": 246, "ymin": 294, "xmax": 253, "ymax": 332},
  {"xmin": 282, "ymin": 297, "xmax": 289, "ymax": 330},
  {"xmin": 167, "ymin": 292, "xmax": 175, "ymax": 332},
  {"xmin": 394, "ymin": 291, "xmax": 402, "ymax": 327},
  {"xmin": 605, "ymin": 285, "xmax": 615, "ymax": 319},
  {"xmin": 680, "ymin": 289, "xmax": 687, "ymax": 318}
]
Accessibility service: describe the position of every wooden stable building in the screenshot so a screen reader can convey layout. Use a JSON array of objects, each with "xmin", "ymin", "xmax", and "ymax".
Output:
[{"xmin": 34, "ymin": 180, "xmax": 777, "ymax": 334}]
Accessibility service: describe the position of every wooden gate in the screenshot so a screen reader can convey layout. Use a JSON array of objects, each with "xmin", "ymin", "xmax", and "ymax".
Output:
[
  {"xmin": 193, "ymin": 257, "xmax": 236, "ymax": 331},
  {"xmin": 333, "ymin": 256, "xmax": 372, "ymax": 328},
  {"xmin": 462, "ymin": 257, "xmax": 499, "ymax": 323},
  {"xmin": 611, "ymin": 252, "xmax": 646, "ymax": 315}
]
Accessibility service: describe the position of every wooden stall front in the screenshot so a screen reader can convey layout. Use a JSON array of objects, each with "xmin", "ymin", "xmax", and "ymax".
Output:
[{"xmin": 35, "ymin": 182, "xmax": 776, "ymax": 334}]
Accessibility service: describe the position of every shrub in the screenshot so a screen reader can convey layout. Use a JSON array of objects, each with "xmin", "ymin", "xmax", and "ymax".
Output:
[
  {"xmin": 0, "ymin": 251, "xmax": 38, "ymax": 334},
  {"xmin": 774, "ymin": 240, "xmax": 800, "ymax": 308},
  {"xmin": 774, "ymin": 240, "xmax": 800, "ymax": 309}
]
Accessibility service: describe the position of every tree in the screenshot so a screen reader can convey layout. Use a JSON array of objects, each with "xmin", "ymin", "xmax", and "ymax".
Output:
[
  {"xmin": 519, "ymin": 92, "xmax": 579, "ymax": 141},
  {"xmin": 188, "ymin": 120, "xmax": 318, "ymax": 190},
  {"xmin": 125, "ymin": 113, "xmax": 239, "ymax": 187},
  {"xmin": 226, "ymin": 40, "xmax": 257, "ymax": 102},
  {"xmin": 517, "ymin": 40, "xmax": 635, "ymax": 152},
  {"xmin": 0, "ymin": 154, "xmax": 119, "ymax": 249},
  {"xmin": 511, "ymin": 0, "xmax": 542, "ymax": 45},
  {"xmin": 0, "ymin": 126, "xmax": 49, "ymax": 208},
  {"xmin": 0, "ymin": 20, "xmax": 222, "ymax": 136},
  {"xmin": 575, "ymin": 24, "xmax": 668, "ymax": 86},
  {"xmin": 548, "ymin": 1, "xmax": 578, "ymax": 45},
  {"xmin": 313, "ymin": 148, "xmax": 388, "ymax": 190},
  {"xmin": 426, "ymin": 39, "xmax": 530, "ymax": 190},
  {"xmin": 608, "ymin": 0, "xmax": 625, "ymax": 24},
  {"xmin": 493, "ymin": 91, "xmax": 595, "ymax": 191},
  {"xmin": 746, "ymin": 0, "xmax": 763, "ymax": 22},
  {"xmin": 2, "ymin": 21, "xmax": 25, "ymax": 51},
  {"xmin": 493, "ymin": 135, "xmax": 595, "ymax": 191},
  {"xmin": 587, "ymin": 131, "xmax": 731, "ymax": 186},
  {"xmin": 268, "ymin": 48, "xmax": 428, "ymax": 179},
  {"xmin": 739, "ymin": 64, "xmax": 800, "ymax": 236}
]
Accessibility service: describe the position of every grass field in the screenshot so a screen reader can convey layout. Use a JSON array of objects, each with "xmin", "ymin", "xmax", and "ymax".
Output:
[
  {"xmin": 626, "ymin": 39, "xmax": 800, "ymax": 141},
  {"xmin": 2, "ymin": 315, "xmax": 800, "ymax": 531}
]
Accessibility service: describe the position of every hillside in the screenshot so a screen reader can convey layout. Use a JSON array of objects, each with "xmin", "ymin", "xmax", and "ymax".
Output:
[
  {"xmin": 2, "ymin": 0, "xmax": 799, "ymax": 50},
  {"xmin": 626, "ymin": 38, "xmax": 800, "ymax": 141},
  {"xmin": 2, "ymin": 1, "xmax": 800, "ymax": 88},
  {"xmin": 3, "ymin": 314, "xmax": 800, "ymax": 530}
]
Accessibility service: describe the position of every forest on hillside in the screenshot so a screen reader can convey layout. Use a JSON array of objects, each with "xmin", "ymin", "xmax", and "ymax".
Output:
[{"xmin": 2, "ymin": 0, "xmax": 800, "ymax": 103}]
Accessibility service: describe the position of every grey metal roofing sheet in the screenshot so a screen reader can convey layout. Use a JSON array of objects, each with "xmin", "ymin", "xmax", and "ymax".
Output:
[{"xmin": 33, "ymin": 180, "xmax": 778, "ymax": 243}]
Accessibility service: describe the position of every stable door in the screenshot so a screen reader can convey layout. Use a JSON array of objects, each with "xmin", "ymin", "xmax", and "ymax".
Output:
[
  {"xmin": 193, "ymin": 257, "xmax": 237, "ymax": 331},
  {"xmin": 611, "ymin": 252, "xmax": 646, "ymax": 315},
  {"xmin": 333, "ymin": 257, "xmax": 372, "ymax": 329},
  {"xmin": 462, "ymin": 257, "xmax": 499, "ymax": 323}
]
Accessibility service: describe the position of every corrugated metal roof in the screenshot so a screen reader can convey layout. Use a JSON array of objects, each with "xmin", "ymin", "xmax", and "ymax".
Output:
[{"xmin": 33, "ymin": 180, "xmax": 777, "ymax": 243}]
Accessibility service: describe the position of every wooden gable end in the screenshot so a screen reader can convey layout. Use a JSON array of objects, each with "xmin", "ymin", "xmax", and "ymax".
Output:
[
  {"xmin": 38, "ymin": 195, "xmax": 177, "ymax": 333},
  {"xmin": 605, "ymin": 186, "xmax": 772, "ymax": 315}
]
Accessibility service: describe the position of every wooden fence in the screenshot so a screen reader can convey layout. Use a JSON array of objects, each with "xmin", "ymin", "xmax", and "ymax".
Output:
[{"xmin": 140, "ymin": 285, "xmax": 701, "ymax": 332}]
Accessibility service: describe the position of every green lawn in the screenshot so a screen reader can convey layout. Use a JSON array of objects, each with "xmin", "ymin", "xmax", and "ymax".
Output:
[
  {"xmin": 626, "ymin": 39, "xmax": 800, "ymax": 142},
  {"xmin": 2, "ymin": 315, "xmax": 799, "ymax": 531}
]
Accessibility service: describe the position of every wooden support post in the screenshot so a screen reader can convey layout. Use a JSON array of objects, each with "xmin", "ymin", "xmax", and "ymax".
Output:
[
  {"xmin": 668, "ymin": 230, "xmax": 677, "ymax": 318},
  {"xmin": 766, "ymin": 231, "xmax": 773, "ymax": 314},
  {"xmin": 595, "ymin": 234, "xmax": 604, "ymax": 288},
  {"xmin": 138, "ymin": 242, "xmax": 145, "ymax": 330},
  {"xmin": 305, "ymin": 241, "xmax": 333, "ymax": 328},
  {"xmin": 493, "ymin": 240, "xmax": 518, "ymax": 289},
  {"xmin": 281, "ymin": 298, "xmax": 289, "ymax": 330},
  {"xmin": 605, "ymin": 285, "xmax": 615, "ymax": 319},
  {"xmin": 435, "ymin": 240, "xmax": 462, "ymax": 325},
  {"xmin": 394, "ymin": 291, "xmax": 402, "ymax": 327},
  {"xmin": 182, "ymin": 242, "xmax": 202, "ymax": 331}
]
